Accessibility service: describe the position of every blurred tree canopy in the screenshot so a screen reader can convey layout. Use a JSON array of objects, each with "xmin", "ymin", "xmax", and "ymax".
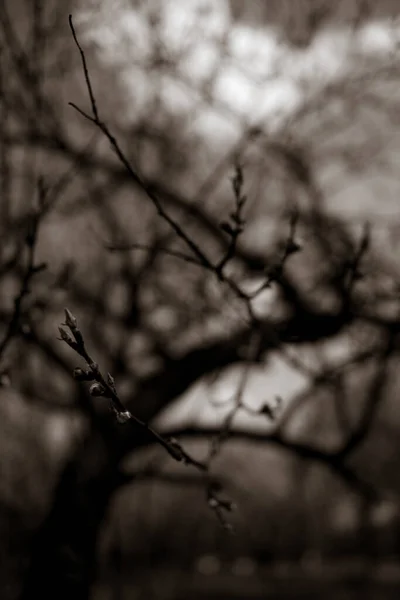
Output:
[{"xmin": 2, "ymin": 1, "xmax": 400, "ymax": 599}]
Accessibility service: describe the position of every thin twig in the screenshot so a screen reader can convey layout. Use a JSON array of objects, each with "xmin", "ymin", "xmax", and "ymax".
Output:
[
  {"xmin": 105, "ymin": 241, "xmax": 205, "ymax": 267},
  {"xmin": 68, "ymin": 15, "xmax": 214, "ymax": 274},
  {"xmin": 58, "ymin": 308, "xmax": 206, "ymax": 467}
]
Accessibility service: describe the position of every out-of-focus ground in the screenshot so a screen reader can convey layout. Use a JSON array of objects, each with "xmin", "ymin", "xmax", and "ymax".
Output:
[{"xmin": 93, "ymin": 567, "xmax": 400, "ymax": 600}]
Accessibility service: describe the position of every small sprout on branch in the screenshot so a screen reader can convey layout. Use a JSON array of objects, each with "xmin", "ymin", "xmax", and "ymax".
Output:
[
  {"xmin": 115, "ymin": 410, "xmax": 133, "ymax": 424},
  {"xmin": 73, "ymin": 367, "xmax": 95, "ymax": 381},
  {"xmin": 208, "ymin": 497, "xmax": 219, "ymax": 509},
  {"xmin": 165, "ymin": 437, "xmax": 185, "ymax": 462},
  {"xmin": 260, "ymin": 396, "xmax": 282, "ymax": 420},
  {"xmin": 207, "ymin": 483, "xmax": 236, "ymax": 532},
  {"xmin": 89, "ymin": 382, "xmax": 106, "ymax": 397},
  {"xmin": 208, "ymin": 496, "xmax": 234, "ymax": 513},
  {"xmin": 58, "ymin": 326, "xmax": 78, "ymax": 350},
  {"xmin": 107, "ymin": 372, "xmax": 117, "ymax": 392},
  {"xmin": 249, "ymin": 211, "xmax": 302, "ymax": 298},
  {"xmin": 64, "ymin": 307, "xmax": 77, "ymax": 330},
  {"xmin": 231, "ymin": 163, "xmax": 244, "ymax": 199},
  {"xmin": 216, "ymin": 164, "xmax": 248, "ymax": 274}
]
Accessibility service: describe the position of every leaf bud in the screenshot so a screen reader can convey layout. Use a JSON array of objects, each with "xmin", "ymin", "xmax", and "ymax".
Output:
[{"xmin": 89, "ymin": 382, "xmax": 106, "ymax": 397}]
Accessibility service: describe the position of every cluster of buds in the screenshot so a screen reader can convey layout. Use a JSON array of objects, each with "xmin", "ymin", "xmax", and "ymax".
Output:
[
  {"xmin": 207, "ymin": 482, "xmax": 235, "ymax": 532},
  {"xmin": 216, "ymin": 165, "xmax": 248, "ymax": 276},
  {"xmin": 249, "ymin": 212, "xmax": 302, "ymax": 298},
  {"xmin": 58, "ymin": 308, "xmax": 132, "ymax": 424},
  {"xmin": 219, "ymin": 164, "xmax": 247, "ymax": 238},
  {"xmin": 72, "ymin": 367, "xmax": 95, "ymax": 382}
]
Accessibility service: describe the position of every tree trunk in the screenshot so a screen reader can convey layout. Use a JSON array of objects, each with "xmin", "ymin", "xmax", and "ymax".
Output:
[{"xmin": 20, "ymin": 435, "xmax": 124, "ymax": 600}]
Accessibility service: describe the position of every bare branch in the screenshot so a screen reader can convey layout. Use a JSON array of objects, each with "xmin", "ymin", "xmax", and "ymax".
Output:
[
  {"xmin": 58, "ymin": 307, "xmax": 209, "ymax": 468},
  {"xmin": 0, "ymin": 199, "xmax": 47, "ymax": 363}
]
